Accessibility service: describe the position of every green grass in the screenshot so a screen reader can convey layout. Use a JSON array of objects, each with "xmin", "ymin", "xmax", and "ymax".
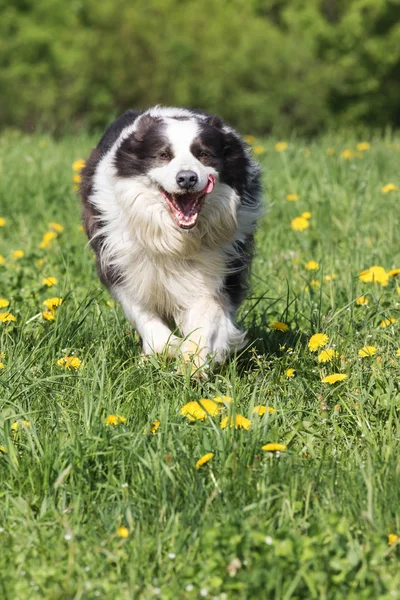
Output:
[{"xmin": 1, "ymin": 130, "xmax": 400, "ymax": 599}]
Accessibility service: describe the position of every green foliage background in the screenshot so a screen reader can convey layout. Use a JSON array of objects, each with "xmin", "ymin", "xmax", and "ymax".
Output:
[{"xmin": 1, "ymin": 0, "xmax": 400, "ymax": 134}]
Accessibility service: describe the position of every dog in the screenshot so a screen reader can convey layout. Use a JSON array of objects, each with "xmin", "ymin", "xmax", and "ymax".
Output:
[{"xmin": 80, "ymin": 106, "xmax": 261, "ymax": 367}]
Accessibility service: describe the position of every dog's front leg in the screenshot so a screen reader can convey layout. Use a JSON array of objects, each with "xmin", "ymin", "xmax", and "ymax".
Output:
[
  {"xmin": 180, "ymin": 296, "xmax": 246, "ymax": 366},
  {"xmin": 114, "ymin": 290, "xmax": 180, "ymax": 356}
]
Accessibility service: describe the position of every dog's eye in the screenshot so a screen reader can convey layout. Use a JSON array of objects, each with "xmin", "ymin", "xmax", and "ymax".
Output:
[
  {"xmin": 199, "ymin": 150, "xmax": 211, "ymax": 159},
  {"xmin": 159, "ymin": 151, "xmax": 170, "ymax": 160}
]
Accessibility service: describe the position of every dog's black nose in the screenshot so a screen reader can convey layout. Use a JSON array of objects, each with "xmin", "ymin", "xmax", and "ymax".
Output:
[{"xmin": 176, "ymin": 170, "xmax": 198, "ymax": 189}]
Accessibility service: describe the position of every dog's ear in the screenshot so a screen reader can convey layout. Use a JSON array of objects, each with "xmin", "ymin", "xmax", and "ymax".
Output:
[
  {"xmin": 205, "ymin": 114, "xmax": 224, "ymax": 130},
  {"xmin": 134, "ymin": 114, "xmax": 162, "ymax": 142}
]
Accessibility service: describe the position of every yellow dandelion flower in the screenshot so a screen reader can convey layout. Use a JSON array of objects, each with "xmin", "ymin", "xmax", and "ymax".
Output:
[
  {"xmin": 0, "ymin": 363, "xmax": 4, "ymax": 369},
  {"xmin": 275, "ymin": 141, "xmax": 288, "ymax": 152},
  {"xmin": 269, "ymin": 321, "xmax": 289, "ymax": 332},
  {"xmin": 0, "ymin": 256, "xmax": 4, "ymax": 265},
  {"xmin": 341, "ymin": 149, "xmax": 353, "ymax": 160},
  {"xmin": 285, "ymin": 368, "xmax": 295, "ymax": 378},
  {"xmin": 358, "ymin": 346, "xmax": 377, "ymax": 358},
  {"xmin": 382, "ymin": 183, "xmax": 398, "ymax": 193},
  {"xmin": 73, "ymin": 174, "xmax": 82, "ymax": 185},
  {"xmin": 43, "ymin": 297, "xmax": 63, "ymax": 310},
  {"xmin": 42, "ymin": 310, "xmax": 56, "ymax": 321},
  {"xmin": 49, "ymin": 222, "xmax": 64, "ymax": 233},
  {"xmin": 291, "ymin": 216, "xmax": 309, "ymax": 231},
  {"xmin": 196, "ymin": 452, "xmax": 215, "ymax": 469},
  {"xmin": 117, "ymin": 526, "xmax": 129, "ymax": 538},
  {"xmin": 357, "ymin": 142, "xmax": 370, "ymax": 152},
  {"xmin": 356, "ymin": 295, "xmax": 369, "ymax": 306},
  {"xmin": 286, "ymin": 193, "xmax": 299, "ymax": 201},
  {"xmin": 244, "ymin": 135, "xmax": 255, "ymax": 145},
  {"xmin": 42, "ymin": 276, "xmax": 58, "ymax": 287},
  {"xmin": 11, "ymin": 420, "xmax": 31, "ymax": 431},
  {"xmin": 253, "ymin": 405, "xmax": 276, "ymax": 416},
  {"xmin": 180, "ymin": 399, "xmax": 220, "ymax": 421},
  {"xmin": 321, "ymin": 373, "xmax": 348, "ymax": 384},
  {"xmin": 308, "ymin": 333, "xmax": 329, "ymax": 352},
  {"xmin": 0, "ymin": 446, "xmax": 6, "ymax": 453},
  {"xmin": 105, "ymin": 414, "xmax": 127, "ymax": 426},
  {"xmin": 380, "ymin": 317, "xmax": 397, "ymax": 328},
  {"xmin": 12, "ymin": 250, "xmax": 24, "ymax": 259},
  {"xmin": 213, "ymin": 395, "xmax": 233, "ymax": 404},
  {"xmin": 305, "ymin": 260, "xmax": 319, "ymax": 271},
  {"xmin": 359, "ymin": 266, "xmax": 389, "ymax": 286},
  {"xmin": 327, "ymin": 147, "xmax": 335, "ymax": 156},
  {"xmin": 0, "ymin": 312, "xmax": 16, "ymax": 323},
  {"xmin": 220, "ymin": 415, "xmax": 252, "ymax": 430},
  {"xmin": 310, "ymin": 279, "xmax": 320, "ymax": 288},
  {"xmin": 388, "ymin": 533, "xmax": 399, "ymax": 546},
  {"xmin": 0, "ymin": 298, "xmax": 9, "ymax": 308},
  {"xmin": 253, "ymin": 145, "xmax": 265, "ymax": 155},
  {"xmin": 0, "ymin": 218, "xmax": 5, "ymax": 227},
  {"xmin": 57, "ymin": 356, "xmax": 81, "ymax": 370},
  {"xmin": 325, "ymin": 274, "xmax": 336, "ymax": 282},
  {"xmin": 397, "ymin": 349, "xmax": 400, "ymax": 357},
  {"xmin": 150, "ymin": 421, "xmax": 160, "ymax": 434},
  {"xmin": 388, "ymin": 268, "xmax": 400, "ymax": 277},
  {"xmin": 40, "ymin": 231, "xmax": 58, "ymax": 249},
  {"xmin": 301, "ymin": 212, "xmax": 311, "ymax": 219},
  {"xmin": 72, "ymin": 159, "xmax": 86, "ymax": 172},
  {"xmin": 262, "ymin": 443, "xmax": 287, "ymax": 452},
  {"xmin": 318, "ymin": 349, "xmax": 338, "ymax": 363}
]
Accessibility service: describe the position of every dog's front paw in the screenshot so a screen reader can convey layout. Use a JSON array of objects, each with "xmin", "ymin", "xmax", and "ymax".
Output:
[{"xmin": 178, "ymin": 340, "xmax": 209, "ymax": 380}]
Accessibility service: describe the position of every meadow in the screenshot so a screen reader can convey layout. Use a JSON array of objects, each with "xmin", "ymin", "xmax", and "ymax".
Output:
[{"xmin": 1, "ymin": 130, "xmax": 400, "ymax": 599}]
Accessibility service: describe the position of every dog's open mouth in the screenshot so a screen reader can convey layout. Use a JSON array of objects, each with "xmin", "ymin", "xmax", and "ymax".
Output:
[{"xmin": 161, "ymin": 175, "xmax": 215, "ymax": 229}]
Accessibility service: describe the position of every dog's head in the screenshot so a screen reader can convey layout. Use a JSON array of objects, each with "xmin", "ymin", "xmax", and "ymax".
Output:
[{"xmin": 113, "ymin": 112, "xmax": 248, "ymax": 231}]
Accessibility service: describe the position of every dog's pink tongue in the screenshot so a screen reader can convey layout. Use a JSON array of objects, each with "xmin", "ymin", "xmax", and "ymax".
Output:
[{"xmin": 205, "ymin": 174, "xmax": 216, "ymax": 194}]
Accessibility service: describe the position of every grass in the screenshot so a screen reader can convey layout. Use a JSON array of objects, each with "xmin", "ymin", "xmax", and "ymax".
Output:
[{"xmin": 1, "ymin": 131, "xmax": 400, "ymax": 599}]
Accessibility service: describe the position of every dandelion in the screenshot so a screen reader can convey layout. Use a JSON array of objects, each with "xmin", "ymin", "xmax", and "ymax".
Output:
[
  {"xmin": 0, "ymin": 299, "xmax": 9, "ymax": 308},
  {"xmin": 325, "ymin": 274, "xmax": 336, "ymax": 282},
  {"xmin": 262, "ymin": 443, "xmax": 287, "ymax": 452},
  {"xmin": 0, "ymin": 256, "xmax": 4, "ymax": 265},
  {"xmin": 253, "ymin": 145, "xmax": 265, "ymax": 155},
  {"xmin": 220, "ymin": 415, "xmax": 252, "ymax": 430},
  {"xmin": 43, "ymin": 297, "xmax": 63, "ymax": 310},
  {"xmin": 301, "ymin": 212, "xmax": 311, "ymax": 219},
  {"xmin": 382, "ymin": 183, "xmax": 398, "ymax": 193},
  {"xmin": 0, "ymin": 446, "xmax": 6, "ymax": 453},
  {"xmin": 380, "ymin": 318, "xmax": 397, "ymax": 328},
  {"xmin": 358, "ymin": 346, "xmax": 377, "ymax": 358},
  {"xmin": 291, "ymin": 216, "xmax": 309, "ymax": 231},
  {"xmin": 0, "ymin": 218, "xmax": 5, "ymax": 227},
  {"xmin": 49, "ymin": 222, "xmax": 64, "ymax": 233},
  {"xmin": 285, "ymin": 368, "xmax": 295, "ymax": 378},
  {"xmin": 244, "ymin": 135, "xmax": 255, "ymax": 145},
  {"xmin": 73, "ymin": 174, "xmax": 81, "ymax": 185},
  {"xmin": 318, "ymin": 349, "xmax": 338, "ymax": 363},
  {"xmin": 359, "ymin": 265, "xmax": 389, "ymax": 286},
  {"xmin": 310, "ymin": 279, "xmax": 320, "ymax": 288},
  {"xmin": 357, "ymin": 142, "xmax": 370, "ymax": 152},
  {"xmin": 0, "ymin": 363, "xmax": 3, "ymax": 369},
  {"xmin": 117, "ymin": 526, "xmax": 129, "ymax": 538},
  {"xmin": 0, "ymin": 312, "xmax": 16, "ymax": 323},
  {"xmin": 253, "ymin": 405, "xmax": 276, "ymax": 416},
  {"xmin": 341, "ymin": 149, "xmax": 353, "ymax": 160},
  {"xmin": 72, "ymin": 159, "xmax": 86, "ymax": 172},
  {"xmin": 150, "ymin": 421, "xmax": 160, "ymax": 434},
  {"xmin": 321, "ymin": 373, "xmax": 348, "ymax": 384},
  {"xmin": 57, "ymin": 356, "xmax": 81, "ymax": 370},
  {"xmin": 105, "ymin": 414, "xmax": 127, "ymax": 426},
  {"xmin": 269, "ymin": 321, "xmax": 289, "ymax": 332},
  {"xmin": 11, "ymin": 420, "xmax": 31, "ymax": 431},
  {"xmin": 356, "ymin": 296, "xmax": 369, "ymax": 306},
  {"xmin": 305, "ymin": 260, "xmax": 319, "ymax": 271},
  {"xmin": 180, "ymin": 399, "xmax": 220, "ymax": 421},
  {"xmin": 275, "ymin": 142, "xmax": 288, "ymax": 152},
  {"xmin": 196, "ymin": 452, "xmax": 214, "ymax": 469},
  {"xmin": 213, "ymin": 395, "xmax": 233, "ymax": 404},
  {"xmin": 42, "ymin": 277, "xmax": 58, "ymax": 287},
  {"xmin": 40, "ymin": 231, "xmax": 58, "ymax": 249},
  {"xmin": 42, "ymin": 310, "xmax": 56, "ymax": 321},
  {"xmin": 388, "ymin": 534, "xmax": 399, "ymax": 546},
  {"xmin": 308, "ymin": 333, "xmax": 329, "ymax": 352},
  {"xmin": 286, "ymin": 193, "xmax": 299, "ymax": 201},
  {"xmin": 397, "ymin": 349, "xmax": 400, "ymax": 357},
  {"xmin": 388, "ymin": 268, "xmax": 400, "ymax": 277},
  {"xmin": 11, "ymin": 250, "xmax": 24, "ymax": 259}
]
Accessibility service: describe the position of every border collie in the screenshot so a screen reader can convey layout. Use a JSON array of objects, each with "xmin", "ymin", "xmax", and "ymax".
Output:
[{"xmin": 80, "ymin": 106, "xmax": 261, "ymax": 367}]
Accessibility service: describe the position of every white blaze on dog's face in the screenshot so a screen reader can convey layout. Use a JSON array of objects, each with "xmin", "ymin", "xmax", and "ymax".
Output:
[{"xmin": 114, "ymin": 113, "xmax": 243, "ymax": 231}]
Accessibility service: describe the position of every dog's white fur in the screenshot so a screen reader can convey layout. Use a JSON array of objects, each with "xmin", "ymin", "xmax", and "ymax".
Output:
[{"xmin": 88, "ymin": 107, "xmax": 260, "ymax": 364}]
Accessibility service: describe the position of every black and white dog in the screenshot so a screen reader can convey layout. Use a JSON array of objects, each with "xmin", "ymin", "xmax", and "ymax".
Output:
[{"xmin": 80, "ymin": 106, "xmax": 261, "ymax": 366}]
